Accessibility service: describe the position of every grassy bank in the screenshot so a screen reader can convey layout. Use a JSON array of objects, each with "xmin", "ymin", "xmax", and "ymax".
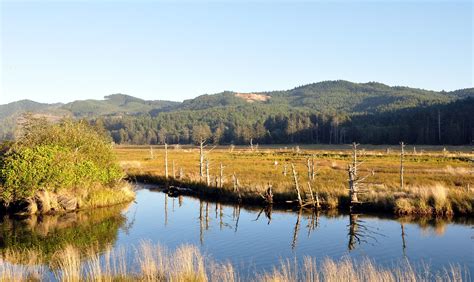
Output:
[
  {"xmin": 1, "ymin": 242, "xmax": 468, "ymax": 281},
  {"xmin": 117, "ymin": 145, "xmax": 473, "ymax": 216}
]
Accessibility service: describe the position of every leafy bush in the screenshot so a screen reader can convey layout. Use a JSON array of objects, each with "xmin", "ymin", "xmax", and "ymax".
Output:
[{"xmin": 0, "ymin": 118, "xmax": 124, "ymax": 203}]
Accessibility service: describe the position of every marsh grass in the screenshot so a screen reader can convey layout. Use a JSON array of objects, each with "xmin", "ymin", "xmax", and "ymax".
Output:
[
  {"xmin": 117, "ymin": 146, "xmax": 473, "ymax": 216},
  {"xmin": 0, "ymin": 242, "xmax": 468, "ymax": 281}
]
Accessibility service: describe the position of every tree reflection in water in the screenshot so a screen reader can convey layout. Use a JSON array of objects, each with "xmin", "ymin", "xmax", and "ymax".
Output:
[
  {"xmin": 347, "ymin": 213, "xmax": 385, "ymax": 251},
  {"xmin": 0, "ymin": 202, "xmax": 131, "ymax": 265}
]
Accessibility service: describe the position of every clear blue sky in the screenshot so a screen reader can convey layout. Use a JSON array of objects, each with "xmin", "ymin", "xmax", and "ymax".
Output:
[{"xmin": 0, "ymin": 0, "xmax": 472, "ymax": 105}]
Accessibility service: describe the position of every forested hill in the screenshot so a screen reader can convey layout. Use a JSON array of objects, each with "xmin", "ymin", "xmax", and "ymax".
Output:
[
  {"xmin": 1, "ymin": 81, "xmax": 473, "ymax": 145},
  {"xmin": 180, "ymin": 81, "xmax": 466, "ymax": 114}
]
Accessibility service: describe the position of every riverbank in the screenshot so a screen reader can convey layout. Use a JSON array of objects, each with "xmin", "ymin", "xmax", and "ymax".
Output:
[
  {"xmin": 1, "ymin": 242, "xmax": 468, "ymax": 281},
  {"xmin": 0, "ymin": 182, "xmax": 135, "ymax": 215},
  {"xmin": 119, "ymin": 145, "xmax": 473, "ymax": 216}
]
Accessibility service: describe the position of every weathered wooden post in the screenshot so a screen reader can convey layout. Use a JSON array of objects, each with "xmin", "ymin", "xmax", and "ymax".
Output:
[
  {"xmin": 283, "ymin": 164, "xmax": 287, "ymax": 176},
  {"xmin": 400, "ymin": 141, "xmax": 405, "ymax": 190},
  {"xmin": 291, "ymin": 163, "xmax": 303, "ymax": 207},
  {"xmin": 311, "ymin": 155, "xmax": 316, "ymax": 181},
  {"xmin": 179, "ymin": 167, "xmax": 183, "ymax": 180},
  {"xmin": 164, "ymin": 142, "xmax": 169, "ymax": 179}
]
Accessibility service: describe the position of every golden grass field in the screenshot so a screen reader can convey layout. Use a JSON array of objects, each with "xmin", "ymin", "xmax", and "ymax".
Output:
[{"xmin": 116, "ymin": 144, "xmax": 474, "ymax": 216}]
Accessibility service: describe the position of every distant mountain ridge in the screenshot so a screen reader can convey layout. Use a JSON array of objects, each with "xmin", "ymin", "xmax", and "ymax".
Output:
[{"xmin": 1, "ymin": 80, "xmax": 473, "ymax": 143}]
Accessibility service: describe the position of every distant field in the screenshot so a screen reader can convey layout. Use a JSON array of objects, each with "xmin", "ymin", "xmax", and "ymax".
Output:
[{"xmin": 115, "ymin": 144, "xmax": 473, "ymax": 215}]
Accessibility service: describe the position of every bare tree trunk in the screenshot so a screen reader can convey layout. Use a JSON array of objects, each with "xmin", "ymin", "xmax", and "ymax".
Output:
[
  {"xmin": 348, "ymin": 164, "xmax": 358, "ymax": 204},
  {"xmin": 291, "ymin": 164, "xmax": 303, "ymax": 206},
  {"xmin": 352, "ymin": 142, "xmax": 359, "ymax": 176},
  {"xmin": 179, "ymin": 168, "xmax": 183, "ymax": 180},
  {"xmin": 250, "ymin": 138, "xmax": 254, "ymax": 151},
  {"xmin": 307, "ymin": 158, "xmax": 311, "ymax": 180},
  {"xmin": 264, "ymin": 184, "xmax": 273, "ymax": 204},
  {"xmin": 400, "ymin": 141, "xmax": 405, "ymax": 190},
  {"xmin": 307, "ymin": 182, "xmax": 320, "ymax": 209},
  {"xmin": 164, "ymin": 143, "xmax": 168, "ymax": 179},
  {"xmin": 311, "ymin": 156, "xmax": 315, "ymax": 181},
  {"xmin": 219, "ymin": 163, "xmax": 224, "ymax": 188},
  {"xmin": 199, "ymin": 138, "xmax": 205, "ymax": 178},
  {"xmin": 232, "ymin": 172, "xmax": 242, "ymax": 201},
  {"xmin": 206, "ymin": 159, "xmax": 210, "ymax": 186}
]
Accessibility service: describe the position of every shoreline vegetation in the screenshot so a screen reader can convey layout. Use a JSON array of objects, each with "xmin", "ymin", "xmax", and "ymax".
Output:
[
  {"xmin": 0, "ymin": 118, "xmax": 135, "ymax": 215},
  {"xmin": 1, "ymin": 242, "xmax": 468, "ymax": 281},
  {"xmin": 118, "ymin": 144, "xmax": 473, "ymax": 217}
]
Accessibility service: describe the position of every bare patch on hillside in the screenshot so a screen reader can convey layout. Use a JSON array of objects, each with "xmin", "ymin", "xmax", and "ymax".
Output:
[{"xmin": 235, "ymin": 93, "xmax": 270, "ymax": 103}]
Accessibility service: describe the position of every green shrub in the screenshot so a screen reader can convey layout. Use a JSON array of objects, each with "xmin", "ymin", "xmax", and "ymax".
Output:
[{"xmin": 0, "ymin": 118, "xmax": 124, "ymax": 204}]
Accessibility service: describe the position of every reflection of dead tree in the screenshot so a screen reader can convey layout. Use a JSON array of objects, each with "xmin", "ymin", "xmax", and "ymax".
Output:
[
  {"xmin": 205, "ymin": 202, "xmax": 210, "ymax": 230},
  {"xmin": 401, "ymin": 223, "xmax": 407, "ymax": 256},
  {"xmin": 347, "ymin": 214, "xmax": 385, "ymax": 251},
  {"xmin": 254, "ymin": 205, "xmax": 273, "ymax": 225},
  {"xmin": 199, "ymin": 200, "xmax": 204, "ymax": 245},
  {"xmin": 291, "ymin": 209, "xmax": 302, "ymax": 250},
  {"xmin": 219, "ymin": 204, "xmax": 224, "ymax": 230},
  {"xmin": 348, "ymin": 213, "xmax": 359, "ymax": 251},
  {"xmin": 307, "ymin": 211, "xmax": 320, "ymax": 238},
  {"xmin": 233, "ymin": 205, "xmax": 241, "ymax": 233},
  {"xmin": 178, "ymin": 195, "xmax": 183, "ymax": 207},
  {"xmin": 164, "ymin": 194, "xmax": 168, "ymax": 226}
]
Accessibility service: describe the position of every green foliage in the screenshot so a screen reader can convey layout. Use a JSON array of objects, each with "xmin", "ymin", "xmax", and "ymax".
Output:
[{"xmin": 0, "ymin": 118, "xmax": 124, "ymax": 203}]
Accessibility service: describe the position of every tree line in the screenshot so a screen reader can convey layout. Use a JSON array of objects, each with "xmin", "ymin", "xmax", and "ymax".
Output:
[{"xmin": 96, "ymin": 98, "xmax": 473, "ymax": 145}]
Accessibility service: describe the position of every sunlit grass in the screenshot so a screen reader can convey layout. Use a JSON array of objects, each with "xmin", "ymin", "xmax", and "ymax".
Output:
[
  {"xmin": 0, "ymin": 242, "xmax": 468, "ymax": 281},
  {"xmin": 116, "ymin": 145, "xmax": 473, "ymax": 216}
]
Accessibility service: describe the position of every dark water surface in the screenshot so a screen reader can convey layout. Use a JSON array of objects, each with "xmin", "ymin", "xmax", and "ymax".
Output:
[{"xmin": 1, "ymin": 184, "xmax": 473, "ymax": 276}]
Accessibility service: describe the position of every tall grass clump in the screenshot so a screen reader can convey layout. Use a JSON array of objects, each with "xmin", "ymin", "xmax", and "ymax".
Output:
[
  {"xmin": 0, "ymin": 117, "xmax": 133, "ymax": 211},
  {"xmin": 0, "ymin": 243, "xmax": 468, "ymax": 281}
]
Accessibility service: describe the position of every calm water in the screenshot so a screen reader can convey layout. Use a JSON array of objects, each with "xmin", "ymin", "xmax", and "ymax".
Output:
[{"xmin": 1, "ymin": 184, "xmax": 473, "ymax": 276}]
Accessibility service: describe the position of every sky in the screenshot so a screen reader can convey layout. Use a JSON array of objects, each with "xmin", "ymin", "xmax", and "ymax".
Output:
[{"xmin": 0, "ymin": 0, "xmax": 472, "ymax": 105}]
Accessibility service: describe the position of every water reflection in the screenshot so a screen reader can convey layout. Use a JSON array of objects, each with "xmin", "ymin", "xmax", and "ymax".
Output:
[
  {"xmin": 0, "ymin": 203, "xmax": 130, "ymax": 264},
  {"xmin": 1, "ymin": 186, "xmax": 473, "ymax": 276}
]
